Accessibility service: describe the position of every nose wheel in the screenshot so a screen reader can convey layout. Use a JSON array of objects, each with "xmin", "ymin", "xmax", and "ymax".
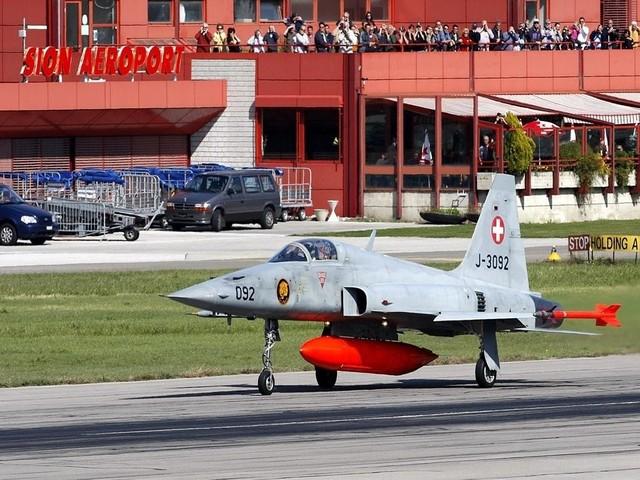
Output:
[{"xmin": 258, "ymin": 319, "xmax": 280, "ymax": 395}]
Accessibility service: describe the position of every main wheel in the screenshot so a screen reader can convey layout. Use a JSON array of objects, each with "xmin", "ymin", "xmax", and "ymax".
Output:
[
  {"xmin": 258, "ymin": 369, "xmax": 275, "ymax": 395},
  {"xmin": 30, "ymin": 238, "xmax": 47, "ymax": 245},
  {"xmin": 475, "ymin": 356, "xmax": 497, "ymax": 388},
  {"xmin": 211, "ymin": 209, "xmax": 225, "ymax": 232},
  {"xmin": 0, "ymin": 223, "xmax": 18, "ymax": 246},
  {"xmin": 315, "ymin": 366, "xmax": 337, "ymax": 390},
  {"xmin": 123, "ymin": 227, "xmax": 140, "ymax": 242},
  {"xmin": 297, "ymin": 209, "xmax": 307, "ymax": 221},
  {"xmin": 260, "ymin": 207, "xmax": 275, "ymax": 230}
]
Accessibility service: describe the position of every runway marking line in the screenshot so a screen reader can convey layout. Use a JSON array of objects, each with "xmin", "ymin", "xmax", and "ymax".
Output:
[{"xmin": 84, "ymin": 400, "xmax": 640, "ymax": 437}]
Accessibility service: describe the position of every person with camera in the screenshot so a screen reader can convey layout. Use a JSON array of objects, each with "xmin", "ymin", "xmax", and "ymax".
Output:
[
  {"xmin": 195, "ymin": 22, "xmax": 213, "ymax": 52},
  {"xmin": 212, "ymin": 23, "xmax": 227, "ymax": 52},
  {"xmin": 526, "ymin": 19, "xmax": 543, "ymax": 50},
  {"xmin": 602, "ymin": 19, "xmax": 617, "ymax": 49},
  {"xmin": 576, "ymin": 17, "xmax": 590, "ymax": 50},
  {"xmin": 226, "ymin": 27, "xmax": 241, "ymax": 52},
  {"xmin": 629, "ymin": 21, "xmax": 640, "ymax": 48},
  {"xmin": 500, "ymin": 26, "xmax": 520, "ymax": 51},
  {"xmin": 477, "ymin": 20, "xmax": 494, "ymax": 51},
  {"xmin": 335, "ymin": 20, "xmax": 356, "ymax": 53},
  {"xmin": 248, "ymin": 29, "xmax": 266, "ymax": 53},
  {"xmin": 264, "ymin": 25, "xmax": 279, "ymax": 52}
]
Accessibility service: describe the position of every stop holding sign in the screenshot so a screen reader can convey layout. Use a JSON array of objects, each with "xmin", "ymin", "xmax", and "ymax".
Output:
[{"xmin": 568, "ymin": 235, "xmax": 591, "ymax": 252}]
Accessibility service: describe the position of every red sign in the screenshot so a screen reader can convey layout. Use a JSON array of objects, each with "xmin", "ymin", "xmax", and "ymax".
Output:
[
  {"xmin": 568, "ymin": 235, "xmax": 591, "ymax": 252},
  {"xmin": 490, "ymin": 216, "xmax": 505, "ymax": 245},
  {"xmin": 21, "ymin": 45, "xmax": 185, "ymax": 77}
]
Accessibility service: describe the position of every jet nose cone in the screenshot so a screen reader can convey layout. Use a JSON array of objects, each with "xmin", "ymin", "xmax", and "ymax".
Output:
[{"xmin": 167, "ymin": 282, "xmax": 219, "ymax": 310}]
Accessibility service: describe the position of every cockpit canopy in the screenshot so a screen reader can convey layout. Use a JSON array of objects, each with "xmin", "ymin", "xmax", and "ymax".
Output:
[{"xmin": 270, "ymin": 239, "xmax": 338, "ymax": 263}]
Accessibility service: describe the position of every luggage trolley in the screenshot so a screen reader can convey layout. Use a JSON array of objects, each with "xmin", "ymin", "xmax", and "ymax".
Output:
[{"xmin": 276, "ymin": 167, "xmax": 313, "ymax": 222}]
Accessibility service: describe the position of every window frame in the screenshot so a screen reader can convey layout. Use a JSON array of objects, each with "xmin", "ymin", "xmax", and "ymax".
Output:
[{"xmin": 234, "ymin": 0, "xmax": 390, "ymax": 24}]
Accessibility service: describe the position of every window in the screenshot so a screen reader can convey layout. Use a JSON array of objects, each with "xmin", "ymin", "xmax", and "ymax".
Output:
[
  {"xmin": 370, "ymin": 0, "xmax": 388, "ymax": 19},
  {"xmin": 261, "ymin": 0, "xmax": 283, "ymax": 21},
  {"xmin": 148, "ymin": 0, "xmax": 172, "ymax": 23},
  {"xmin": 260, "ymin": 175, "xmax": 276, "ymax": 192},
  {"xmin": 441, "ymin": 175, "xmax": 470, "ymax": 190},
  {"xmin": 365, "ymin": 101, "xmax": 396, "ymax": 165},
  {"xmin": 305, "ymin": 110, "xmax": 339, "ymax": 160},
  {"xmin": 404, "ymin": 108, "xmax": 435, "ymax": 165},
  {"xmin": 442, "ymin": 116, "xmax": 471, "ymax": 165},
  {"xmin": 344, "ymin": 0, "xmax": 366, "ymax": 21},
  {"xmin": 243, "ymin": 176, "xmax": 261, "ymax": 193},
  {"xmin": 235, "ymin": 0, "xmax": 256, "ymax": 22},
  {"xmin": 403, "ymin": 175, "xmax": 433, "ymax": 189},
  {"xmin": 526, "ymin": 0, "xmax": 546, "ymax": 22},
  {"xmin": 93, "ymin": 0, "xmax": 116, "ymax": 24},
  {"xmin": 180, "ymin": 0, "xmax": 203, "ymax": 22},
  {"xmin": 318, "ymin": 0, "xmax": 340, "ymax": 22},
  {"xmin": 365, "ymin": 174, "xmax": 395, "ymax": 189},
  {"xmin": 291, "ymin": 0, "xmax": 313, "ymax": 19},
  {"xmin": 230, "ymin": 176, "xmax": 243, "ymax": 193},
  {"xmin": 262, "ymin": 109, "xmax": 296, "ymax": 160}
]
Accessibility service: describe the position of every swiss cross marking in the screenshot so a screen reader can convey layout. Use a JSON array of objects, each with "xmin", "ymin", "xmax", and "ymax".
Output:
[{"xmin": 491, "ymin": 216, "xmax": 505, "ymax": 245}]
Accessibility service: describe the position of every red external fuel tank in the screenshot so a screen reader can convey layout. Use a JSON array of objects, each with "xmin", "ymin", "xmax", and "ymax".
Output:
[{"xmin": 299, "ymin": 336, "xmax": 438, "ymax": 375}]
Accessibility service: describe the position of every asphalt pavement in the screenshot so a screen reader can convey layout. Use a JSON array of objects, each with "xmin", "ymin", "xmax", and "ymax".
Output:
[
  {"xmin": 0, "ymin": 220, "xmax": 567, "ymax": 273},
  {"xmin": 0, "ymin": 355, "xmax": 638, "ymax": 479}
]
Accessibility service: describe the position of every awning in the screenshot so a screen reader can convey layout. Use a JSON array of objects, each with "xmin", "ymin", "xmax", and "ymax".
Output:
[
  {"xmin": 496, "ymin": 94, "xmax": 640, "ymax": 125},
  {"xmin": 400, "ymin": 96, "xmax": 548, "ymax": 118},
  {"xmin": 255, "ymin": 95, "xmax": 342, "ymax": 108},
  {"xmin": 0, "ymin": 80, "xmax": 227, "ymax": 136}
]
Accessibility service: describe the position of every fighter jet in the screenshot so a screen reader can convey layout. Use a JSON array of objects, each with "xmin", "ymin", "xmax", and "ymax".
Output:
[{"xmin": 168, "ymin": 174, "xmax": 621, "ymax": 395}]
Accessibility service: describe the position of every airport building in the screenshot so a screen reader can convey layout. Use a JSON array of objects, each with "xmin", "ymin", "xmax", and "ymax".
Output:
[{"xmin": 2, "ymin": 0, "xmax": 640, "ymax": 221}]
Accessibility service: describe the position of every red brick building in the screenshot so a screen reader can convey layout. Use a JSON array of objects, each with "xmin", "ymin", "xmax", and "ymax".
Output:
[{"xmin": 2, "ymin": 0, "xmax": 640, "ymax": 220}]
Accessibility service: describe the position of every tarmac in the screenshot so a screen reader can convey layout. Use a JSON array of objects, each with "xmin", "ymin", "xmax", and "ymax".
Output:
[
  {"xmin": 0, "ymin": 220, "xmax": 567, "ymax": 273},
  {"xmin": 0, "ymin": 355, "xmax": 638, "ymax": 479}
]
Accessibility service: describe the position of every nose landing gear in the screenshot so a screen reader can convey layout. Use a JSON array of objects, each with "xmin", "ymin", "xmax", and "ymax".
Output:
[{"xmin": 258, "ymin": 319, "xmax": 280, "ymax": 395}]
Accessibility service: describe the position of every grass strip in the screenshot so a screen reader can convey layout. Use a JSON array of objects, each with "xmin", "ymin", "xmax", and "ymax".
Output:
[{"xmin": 0, "ymin": 263, "xmax": 638, "ymax": 387}]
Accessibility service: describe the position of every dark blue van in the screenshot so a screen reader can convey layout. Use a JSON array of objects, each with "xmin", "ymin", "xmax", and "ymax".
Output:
[{"xmin": 0, "ymin": 183, "xmax": 58, "ymax": 245}]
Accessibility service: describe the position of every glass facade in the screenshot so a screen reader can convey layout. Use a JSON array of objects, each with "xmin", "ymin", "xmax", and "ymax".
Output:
[
  {"xmin": 305, "ymin": 110, "xmax": 340, "ymax": 160},
  {"xmin": 365, "ymin": 101, "xmax": 396, "ymax": 166},
  {"xmin": 262, "ymin": 109, "xmax": 296, "ymax": 159}
]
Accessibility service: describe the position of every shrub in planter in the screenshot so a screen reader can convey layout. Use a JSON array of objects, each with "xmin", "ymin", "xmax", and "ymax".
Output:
[
  {"xmin": 503, "ymin": 112, "xmax": 535, "ymax": 176},
  {"xmin": 573, "ymin": 151, "xmax": 609, "ymax": 193},
  {"xmin": 614, "ymin": 154, "xmax": 635, "ymax": 188},
  {"xmin": 559, "ymin": 141, "xmax": 581, "ymax": 160}
]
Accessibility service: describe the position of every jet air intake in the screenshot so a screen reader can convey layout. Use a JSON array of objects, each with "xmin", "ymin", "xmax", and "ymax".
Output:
[{"xmin": 299, "ymin": 336, "xmax": 438, "ymax": 375}]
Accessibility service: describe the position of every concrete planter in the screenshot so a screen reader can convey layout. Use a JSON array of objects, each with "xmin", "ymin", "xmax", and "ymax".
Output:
[
  {"xmin": 614, "ymin": 173, "xmax": 637, "ymax": 188},
  {"xmin": 592, "ymin": 176, "xmax": 609, "ymax": 188},
  {"xmin": 530, "ymin": 171, "xmax": 553, "ymax": 189},
  {"xmin": 559, "ymin": 172, "xmax": 579, "ymax": 188},
  {"xmin": 476, "ymin": 173, "xmax": 496, "ymax": 190}
]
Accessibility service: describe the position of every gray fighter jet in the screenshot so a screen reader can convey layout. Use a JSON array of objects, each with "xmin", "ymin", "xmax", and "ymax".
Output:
[{"xmin": 168, "ymin": 174, "xmax": 620, "ymax": 395}]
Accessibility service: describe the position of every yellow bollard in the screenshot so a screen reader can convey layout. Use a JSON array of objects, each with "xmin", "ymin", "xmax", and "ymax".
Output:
[{"xmin": 547, "ymin": 246, "xmax": 561, "ymax": 262}]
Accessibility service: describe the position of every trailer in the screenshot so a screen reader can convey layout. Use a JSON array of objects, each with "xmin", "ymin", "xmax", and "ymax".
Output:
[
  {"xmin": 29, "ymin": 198, "xmax": 140, "ymax": 241},
  {"xmin": 276, "ymin": 167, "xmax": 313, "ymax": 222}
]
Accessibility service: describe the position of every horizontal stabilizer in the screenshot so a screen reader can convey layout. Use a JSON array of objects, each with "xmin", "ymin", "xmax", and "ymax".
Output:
[{"xmin": 514, "ymin": 327, "xmax": 600, "ymax": 336}]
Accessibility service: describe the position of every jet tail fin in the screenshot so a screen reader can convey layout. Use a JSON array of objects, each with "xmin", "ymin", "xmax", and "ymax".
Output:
[{"xmin": 453, "ymin": 174, "xmax": 529, "ymax": 291}]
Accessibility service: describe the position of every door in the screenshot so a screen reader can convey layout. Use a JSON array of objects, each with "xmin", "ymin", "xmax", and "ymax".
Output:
[
  {"xmin": 64, "ymin": 1, "xmax": 81, "ymax": 49},
  {"xmin": 224, "ymin": 176, "xmax": 246, "ymax": 222},
  {"xmin": 241, "ymin": 175, "xmax": 264, "ymax": 221}
]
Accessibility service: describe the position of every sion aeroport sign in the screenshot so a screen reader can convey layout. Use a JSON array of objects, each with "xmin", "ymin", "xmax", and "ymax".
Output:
[{"xmin": 21, "ymin": 45, "xmax": 185, "ymax": 77}]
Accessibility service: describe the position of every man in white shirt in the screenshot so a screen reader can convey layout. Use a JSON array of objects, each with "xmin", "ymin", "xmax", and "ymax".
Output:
[
  {"xmin": 477, "ymin": 20, "xmax": 494, "ymax": 51},
  {"xmin": 577, "ymin": 17, "xmax": 590, "ymax": 49}
]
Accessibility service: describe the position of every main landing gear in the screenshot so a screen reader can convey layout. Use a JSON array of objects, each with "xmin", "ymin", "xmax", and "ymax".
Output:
[{"xmin": 258, "ymin": 319, "xmax": 280, "ymax": 395}]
